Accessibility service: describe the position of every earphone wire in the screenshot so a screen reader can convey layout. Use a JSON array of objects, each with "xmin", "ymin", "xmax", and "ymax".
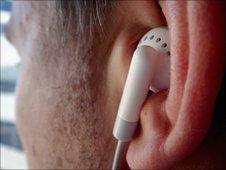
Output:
[{"xmin": 112, "ymin": 141, "xmax": 129, "ymax": 170}]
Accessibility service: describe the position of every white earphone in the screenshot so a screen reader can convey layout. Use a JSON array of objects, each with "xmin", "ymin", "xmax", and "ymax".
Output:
[{"xmin": 112, "ymin": 27, "xmax": 170, "ymax": 169}]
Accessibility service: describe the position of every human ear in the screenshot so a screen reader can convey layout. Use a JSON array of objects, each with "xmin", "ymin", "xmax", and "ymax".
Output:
[{"xmin": 126, "ymin": 1, "xmax": 226, "ymax": 169}]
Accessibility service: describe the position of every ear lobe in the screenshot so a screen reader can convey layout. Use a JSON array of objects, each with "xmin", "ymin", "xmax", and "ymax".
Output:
[{"xmin": 127, "ymin": 1, "xmax": 226, "ymax": 169}]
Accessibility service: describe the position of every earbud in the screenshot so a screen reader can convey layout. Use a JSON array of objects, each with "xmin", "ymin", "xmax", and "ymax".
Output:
[{"xmin": 113, "ymin": 27, "xmax": 170, "ymax": 142}]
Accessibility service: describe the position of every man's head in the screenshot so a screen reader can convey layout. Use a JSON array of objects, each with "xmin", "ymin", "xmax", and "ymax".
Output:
[{"xmin": 5, "ymin": 0, "xmax": 226, "ymax": 169}]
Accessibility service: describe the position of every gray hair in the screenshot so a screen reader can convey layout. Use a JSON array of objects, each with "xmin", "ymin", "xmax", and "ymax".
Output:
[{"xmin": 55, "ymin": 0, "xmax": 115, "ymax": 52}]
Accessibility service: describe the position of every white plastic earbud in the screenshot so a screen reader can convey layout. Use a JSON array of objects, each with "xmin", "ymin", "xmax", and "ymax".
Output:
[{"xmin": 113, "ymin": 27, "xmax": 170, "ymax": 142}]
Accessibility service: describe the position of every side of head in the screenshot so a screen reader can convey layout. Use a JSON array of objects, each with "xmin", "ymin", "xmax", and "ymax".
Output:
[{"xmin": 5, "ymin": 1, "xmax": 226, "ymax": 169}]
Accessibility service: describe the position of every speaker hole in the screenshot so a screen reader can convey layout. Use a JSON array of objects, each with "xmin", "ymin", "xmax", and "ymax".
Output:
[
  {"xmin": 149, "ymin": 35, "xmax": 154, "ymax": 40},
  {"xmin": 161, "ymin": 43, "xmax": 167, "ymax": 48},
  {"xmin": 156, "ymin": 38, "xmax": 161, "ymax": 42}
]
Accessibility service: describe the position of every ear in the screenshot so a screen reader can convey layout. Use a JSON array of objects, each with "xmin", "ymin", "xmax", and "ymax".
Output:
[{"xmin": 123, "ymin": 1, "xmax": 226, "ymax": 169}]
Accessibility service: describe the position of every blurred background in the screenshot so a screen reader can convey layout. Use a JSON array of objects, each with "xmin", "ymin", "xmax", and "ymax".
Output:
[{"xmin": 1, "ymin": 0, "xmax": 27, "ymax": 169}]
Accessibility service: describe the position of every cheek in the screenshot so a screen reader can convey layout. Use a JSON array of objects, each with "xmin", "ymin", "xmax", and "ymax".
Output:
[
  {"xmin": 15, "ymin": 56, "xmax": 80, "ymax": 167},
  {"xmin": 15, "ymin": 47, "xmax": 117, "ymax": 168},
  {"xmin": 15, "ymin": 61, "xmax": 53, "ymax": 166}
]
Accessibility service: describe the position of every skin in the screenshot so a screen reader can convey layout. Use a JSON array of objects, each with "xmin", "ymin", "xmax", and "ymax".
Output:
[{"xmin": 5, "ymin": 0, "xmax": 226, "ymax": 169}]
